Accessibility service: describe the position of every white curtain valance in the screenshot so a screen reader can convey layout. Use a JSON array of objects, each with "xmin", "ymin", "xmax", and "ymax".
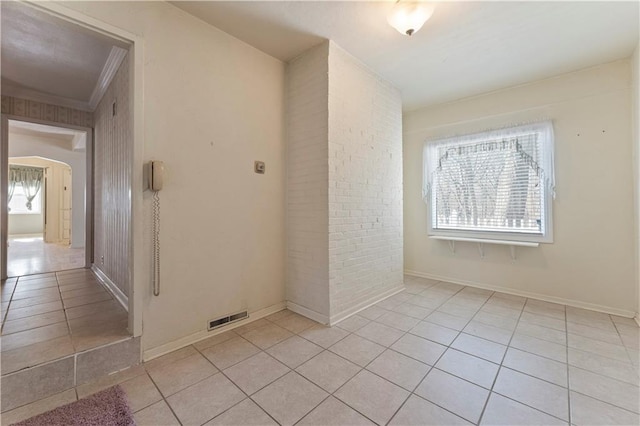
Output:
[{"xmin": 422, "ymin": 121, "xmax": 555, "ymax": 202}]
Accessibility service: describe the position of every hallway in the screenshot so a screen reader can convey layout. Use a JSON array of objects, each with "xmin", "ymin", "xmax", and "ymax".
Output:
[
  {"xmin": 7, "ymin": 236, "xmax": 85, "ymax": 277},
  {"xmin": 1, "ymin": 269, "xmax": 129, "ymax": 376}
]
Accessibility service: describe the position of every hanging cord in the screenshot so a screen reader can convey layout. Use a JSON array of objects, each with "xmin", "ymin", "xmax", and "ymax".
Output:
[{"xmin": 152, "ymin": 191, "xmax": 161, "ymax": 296}]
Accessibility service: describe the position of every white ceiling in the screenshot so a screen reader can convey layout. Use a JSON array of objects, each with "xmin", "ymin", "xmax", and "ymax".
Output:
[
  {"xmin": 1, "ymin": 2, "xmax": 129, "ymax": 111},
  {"xmin": 9, "ymin": 120, "xmax": 87, "ymax": 152},
  {"xmin": 173, "ymin": 1, "xmax": 640, "ymax": 111}
]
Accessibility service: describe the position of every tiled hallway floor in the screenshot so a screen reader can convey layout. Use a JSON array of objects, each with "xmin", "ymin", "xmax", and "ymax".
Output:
[
  {"xmin": 7, "ymin": 236, "xmax": 85, "ymax": 277},
  {"xmin": 1, "ymin": 269, "xmax": 129, "ymax": 376},
  {"xmin": 3, "ymin": 275, "xmax": 639, "ymax": 425}
]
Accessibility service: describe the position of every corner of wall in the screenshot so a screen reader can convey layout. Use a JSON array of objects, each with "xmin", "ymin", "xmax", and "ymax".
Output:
[{"xmin": 632, "ymin": 41, "xmax": 640, "ymax": 318}]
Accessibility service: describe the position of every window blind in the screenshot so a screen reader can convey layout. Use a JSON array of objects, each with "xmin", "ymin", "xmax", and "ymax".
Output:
[{"xmin": 423, "ymin": 121, "xmax": 554, "ymax": 239}]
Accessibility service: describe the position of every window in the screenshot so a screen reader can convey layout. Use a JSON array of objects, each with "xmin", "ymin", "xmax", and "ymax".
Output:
[
  {"xmin": 8, "ymin": 182, "xmax": 43, "ymax": 214},
  {"xmin": 423, "ymin": 121, "xmax": 555, "ymax": 243}
]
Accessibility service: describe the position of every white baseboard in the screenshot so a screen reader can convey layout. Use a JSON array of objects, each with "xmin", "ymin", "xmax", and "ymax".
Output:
[
  {"xmin": 329, "ymin": 285, "xmax": 405, "ymax": 325},
  {"xmin": 286, "ymin": 285, "xmax": 406, "ymax": 326},
  {"xmin": 405, "ymin": 269, "xmax": 637, "ymax": 318},
  {"xmin": 286, "ymin": 302, "xmax": 330, "ymax": 325},
  {"xmin": 143, "ymin": 301, "xmax": 287, "ymax": 362},
  {"xmin": 8, "ymin": 233, "xmax": 42, "ymax": 239},
  {"xmin": 92, "ymin": 265, "xmax": 128, "ymax": 312}
]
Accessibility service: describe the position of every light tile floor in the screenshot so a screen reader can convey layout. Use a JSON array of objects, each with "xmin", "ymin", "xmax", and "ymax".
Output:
[
  {"xmin": 1, "ymin": 269, "xmax": 129, "ymax": 376},
  {"xmin": 2, "ymin": 275, "xmax": 639, "ymax": 425},
  {"xmin": 7, "ymin": 236, "xmax": 85, "ymax": 277}
]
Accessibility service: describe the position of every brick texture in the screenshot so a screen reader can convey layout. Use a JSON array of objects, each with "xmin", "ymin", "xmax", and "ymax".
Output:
[
  {"xmin": 286, "ymin": 43, "xmax": 331, "ymax": 318},
  {"xmin": 327, "ymin": 44, "xmax": 403, "ymax": 318},
  {"xmin": 286, "ymin": 41, "xmax": 403, "ymax": 321}
]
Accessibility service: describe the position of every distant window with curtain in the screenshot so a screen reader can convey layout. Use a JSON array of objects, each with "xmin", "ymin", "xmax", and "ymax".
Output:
[
  {"xmin": 8, "ymin": 183, "xmax": 43, "ymax": 214},
  {"xmin": 423, "ymin": 121, "xmax": 555, "ymax": 243},
  {"xmin": 8, "ymin": 165, "xmax": 44, "ymax": 215}
]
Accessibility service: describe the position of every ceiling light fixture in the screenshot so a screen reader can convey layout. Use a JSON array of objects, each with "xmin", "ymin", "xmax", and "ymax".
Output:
[{"xmin": 387, "ymin": 1, "xmax": 435, "ymax": 36}]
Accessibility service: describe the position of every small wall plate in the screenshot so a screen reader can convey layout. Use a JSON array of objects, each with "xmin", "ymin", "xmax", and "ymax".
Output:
[{"xmin": 254, "ymin": 161, "xmax": 265, "ymax": 174}]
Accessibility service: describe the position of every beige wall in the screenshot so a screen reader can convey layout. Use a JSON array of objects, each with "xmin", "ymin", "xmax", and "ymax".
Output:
[
  {"xmin": 8, "ymin": 211, "xmax": 43, "ymax": 235},
  {"xmin": 61, "ymin": 1, "xmax": 286, "ymax": 353},
  {"xmin": 404, "ymin": 60, "xmax": 636, "ymax": 316}
]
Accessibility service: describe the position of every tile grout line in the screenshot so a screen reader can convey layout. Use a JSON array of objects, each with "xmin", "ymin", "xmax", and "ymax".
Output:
[
  {"xmin": 477, "ymin": 300, "xmax": 589, "ymax": 424},
  {"xmin": 461, "ymin": 290, "xmax": 521, "ymax": 425},
  {"xmin": 476, "ymin": 295, "xmax": 526, "ymax": 425},
  {"xmin": 142, "ymin": 366, "xmax": 184, "ymax": 426},
  {"xmin": 380, "ymin": 283, "xmax": 476, "ymax": 425},
  {"xmin": 194, "ymin": 291, "xmax": 434, "ymax": 425},
  {"xmin": 111, "ymin": 282, "xmax": 637, "ymax": 424},
  {"xmin": 190, "ymin": 341, "xmax": 285, "ymax": 426},
  {"xmin": 14, "ymin": 276, "xmax": 638, "ymax": 424},
  {"xmin": 258, "ymin": 314, "xmax": 377, "ymax": 426},
  {"xmin": 56, "ymin": 272, "xmax": 74, "ymax": 350},
  {"xmin": 373, "ymin": 279, "xmax": 450, "ymax": 425},
  {"xmin": 326, "ymin": 282, "xmax": 500, "ymax": 425},
  {"xmin": 609, "ymin": 313, "xmax": 639, "ymax": 367},
  {"xmin": 1, "ymin": 277, "xmax": 20, "ymax": 330},
  {"xmin": 196, "ymin": 309, "xmax": 635, "ymax": 426}
]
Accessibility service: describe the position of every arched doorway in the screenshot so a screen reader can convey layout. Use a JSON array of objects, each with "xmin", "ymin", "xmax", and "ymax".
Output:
[{"xmin": 8, "ymin": 154, "xmax": 84, "ymax": 276}]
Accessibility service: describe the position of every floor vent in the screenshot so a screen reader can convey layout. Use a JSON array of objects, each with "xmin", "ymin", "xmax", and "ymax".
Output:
[{"xmin": 208, "ymin": 311, "xmax": 248, "ymax": 331}]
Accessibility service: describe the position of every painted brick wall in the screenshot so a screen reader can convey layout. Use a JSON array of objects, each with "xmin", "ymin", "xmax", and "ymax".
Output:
[
  {"xmin": 327, "ymin": 43, "xmax": 404, "ymax": 319},
  {"xmin": 286, "ymin": 43, "xmax": 330, "ymax": 318},
  {"xmin": 286, "ymin": 41, "xmax": 403, "ymax": 322}
]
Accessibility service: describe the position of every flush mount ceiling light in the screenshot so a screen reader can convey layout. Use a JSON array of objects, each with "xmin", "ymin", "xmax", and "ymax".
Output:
[{"xmin": 387, "ymin": 1, "xmax": 435, "ymax": 36}]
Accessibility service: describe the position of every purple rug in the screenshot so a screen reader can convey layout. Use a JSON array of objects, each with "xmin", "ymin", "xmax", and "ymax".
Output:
[{"xmin": 13, "ymin": 385, "xmax": 135, "ymax": 426}]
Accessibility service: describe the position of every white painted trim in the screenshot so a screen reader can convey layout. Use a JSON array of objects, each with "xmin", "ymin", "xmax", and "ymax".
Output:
[
  {"xmin": 92, "ymin": 265, "xmax": 128, "ymax": 311},
  {"xmin": 142, "ymin": 301, "xmax": 286, "ymax": 362},
  {"xmin": 405, "ymin": 269, "xmax": 637, "ymax": 318},
  {"xmin": 429, "ymin": 236, "xmax": 539, "ymax": 247},
  {"xmin": 7, "ymin": 233, "xmax": 43, "ymax": 238},
  {"xmin": 329, "ymin": 285, "xmax": 405, "ymax": 325},
  {"xmin": 74, "ymin": 335, "xmax": 133, "ymax": 356},
  {"xmin": 286, "ymin": 302, "xmax": 330, "ymax": 325},
  {"xmin": 1, "ymin": 115, "xmax": 8, "ymax": 279},
  {"xmin": 88, "ymin": 47, "xmax": 128, "ymax": 111}
]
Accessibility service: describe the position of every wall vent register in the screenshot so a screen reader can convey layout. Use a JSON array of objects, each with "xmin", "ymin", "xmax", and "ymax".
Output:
[{"xmin": 208, "ymin": 311, "xmax": 248, "ymax": 331}]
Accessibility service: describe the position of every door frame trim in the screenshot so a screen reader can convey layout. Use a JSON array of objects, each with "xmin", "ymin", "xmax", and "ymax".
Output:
[{"xmin": 3, "ymin": 1, "xmax": 145, "ymax": 340}]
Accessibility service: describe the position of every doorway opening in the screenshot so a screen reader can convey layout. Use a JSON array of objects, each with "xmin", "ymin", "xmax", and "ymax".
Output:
[
  {"xmin": 0, "ymin": 1, "xmax": 143, "ymax": 407},
  {"xmin": 7, "ymin": 121, "xmax": 89, "ymax": 277}
]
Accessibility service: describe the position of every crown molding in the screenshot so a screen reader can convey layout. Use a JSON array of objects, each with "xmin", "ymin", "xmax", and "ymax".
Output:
[
  {"xmin": 88, "ymin": 46, "xmax": 128, "ymax": 111},
  {"xmin": 1, "ymin": 46, "xmax": 127, "ymax": 113}
]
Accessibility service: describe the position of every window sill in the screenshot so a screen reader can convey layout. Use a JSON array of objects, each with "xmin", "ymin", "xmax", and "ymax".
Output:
[
  {"xmin": 429, "ymin": 236, "xmax": 539, "ymax": 247},
  {"xmin": 429, "ymin": 236, "xmax": 538, "ymax": 260}
]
